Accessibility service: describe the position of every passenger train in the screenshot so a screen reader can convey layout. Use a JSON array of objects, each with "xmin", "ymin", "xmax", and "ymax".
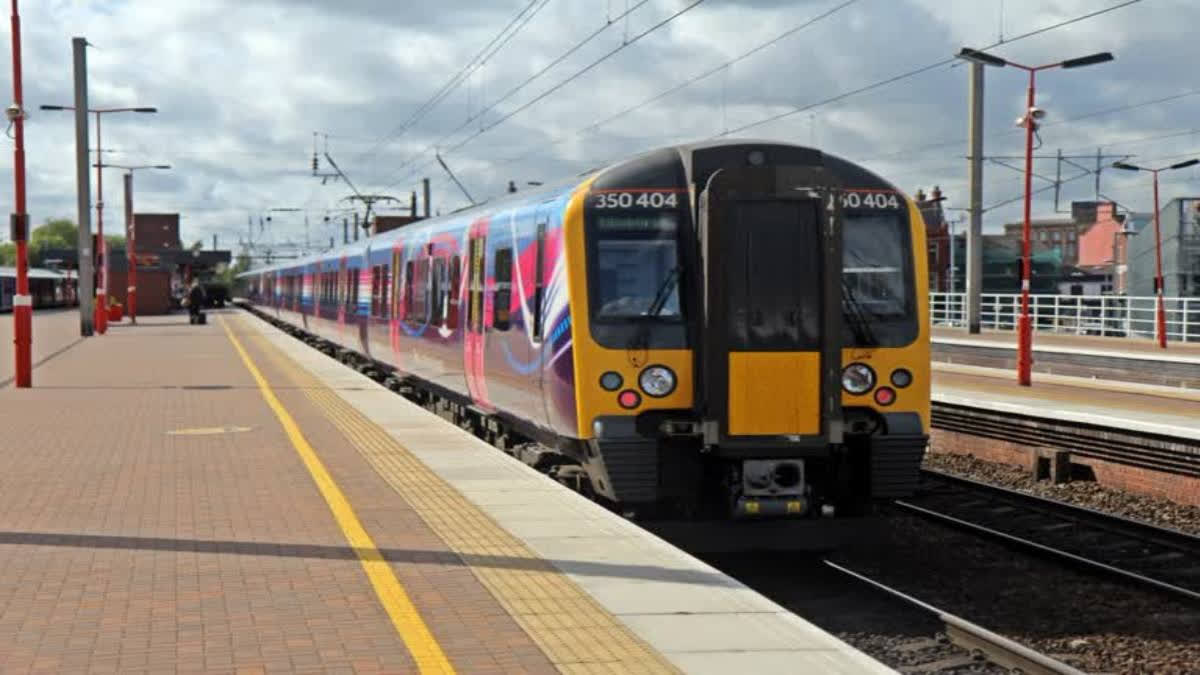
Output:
[
  {"xmin": 0, "ymin": 266, "xmax": 76, "ymax": 311},
  {"xmin": 242, "ymin": 140, "xmax": 931, "ymax": 520}
]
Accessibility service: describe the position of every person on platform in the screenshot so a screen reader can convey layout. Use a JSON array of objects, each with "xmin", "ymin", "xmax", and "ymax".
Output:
[{"xmin": 186, "ymin": 279, "xmax": 207, "ymax": 323}]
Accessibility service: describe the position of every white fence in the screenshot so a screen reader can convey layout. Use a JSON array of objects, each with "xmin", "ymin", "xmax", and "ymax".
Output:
[{"xmin": 930, "ymin": 293, "xmax": 1200, "ymax": 343}]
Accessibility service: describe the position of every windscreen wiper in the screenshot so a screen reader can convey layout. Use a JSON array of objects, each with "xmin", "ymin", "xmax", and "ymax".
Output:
[
  {"xmin": 646, "ymin": 265, "xmax": 681, "ymax": 318},
  {"xmin": 841, "ymin": 278, "xmax": 877, "ymax": 344}
]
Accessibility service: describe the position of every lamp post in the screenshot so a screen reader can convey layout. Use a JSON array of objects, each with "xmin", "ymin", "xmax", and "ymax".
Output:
[
  {"xmin": 94, "ymin": 162, "xmax": 170, "ymax": 324},
  {"xmin": 40, "ymin": 104, "xmax": 157, "ymax": 333},
  {"xmin": 957, "ymin": 47, "xmax": 1114, "ymax": 386},
  {"xmin": 8, "ymin": 0, "xmax": 31, "ymax": 386},
  {"xmin": 1112, "ymin": 158, "xmax": 1199, "ymax": 347}
]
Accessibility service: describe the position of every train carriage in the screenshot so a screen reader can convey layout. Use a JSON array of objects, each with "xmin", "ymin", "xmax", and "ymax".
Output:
[
  {"xmin": 0, "ymin": 266, "xmax": 76, "ymax": 311},
  {"xmin": 243, "ymin": 140, "xmax": 930, "ymax": 521}
]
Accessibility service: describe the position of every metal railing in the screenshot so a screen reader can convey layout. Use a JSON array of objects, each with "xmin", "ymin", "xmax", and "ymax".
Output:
[{"xmin": 930, "ymin": 292, "xmax": 1200, "ymax": 343}]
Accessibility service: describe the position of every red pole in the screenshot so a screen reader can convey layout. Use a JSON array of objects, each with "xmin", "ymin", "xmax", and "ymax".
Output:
[
  {"xmin": 9, "ymin": 0, "xmax": 30, "ymax": 387},
  {"xmin": 94, "ymin": 111, "xmax": 108, "ymax": 333},
  {"xmin": 1017, "ymin": 70, "xmax": 1036, "ymax": 387},
  {"xmin": 125, "ymin": 171, "xmax": 136, "ymax": 324},
  {"xmin": 1152, "ymin": 169, "xmax": 1167, "ymax": 348}
]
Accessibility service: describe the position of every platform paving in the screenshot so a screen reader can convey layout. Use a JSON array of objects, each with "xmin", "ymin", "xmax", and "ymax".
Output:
[
  {"xmin": 0, "ymin": 312, "xmax": 559, "ymax": 673},
  {"xmin": 931, "ymin": 325, "xmax": 1200, "ymax": 361},
  {"xmin": 0, "ymin": 309, "xmax": 85, "ymax": 386}
]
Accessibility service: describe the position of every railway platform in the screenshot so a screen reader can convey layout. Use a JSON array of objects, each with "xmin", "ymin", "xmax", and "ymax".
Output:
[
  {"xmin": 0, "ymin": 309, "xmax": 889, "ymax": 674},
  {"xmin": 930, "ymin": 326, "xmax": 1200, "ymax": 389}
]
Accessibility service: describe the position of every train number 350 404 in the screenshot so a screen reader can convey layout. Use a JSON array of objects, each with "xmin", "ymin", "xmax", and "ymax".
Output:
[
  {"xmin": 593, "ymin": 191, "xmax": 681, "ymax": 209},
  {"xmin": 841, "ymin": 191, "xmax": 901, "ymax": 209}
]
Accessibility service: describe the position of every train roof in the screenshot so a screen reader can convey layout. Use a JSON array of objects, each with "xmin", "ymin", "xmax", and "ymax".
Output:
[
  {"xmin": 0, "ymin": 266, "xmax": 69, "ymax": 280},
  {"xmin": 240, "ymin": 139, "xmax": 905, "ymax": 278}
]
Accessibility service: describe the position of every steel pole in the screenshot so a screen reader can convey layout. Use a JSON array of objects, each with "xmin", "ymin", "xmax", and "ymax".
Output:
[
  {"xmin": 72, "ymin": 37, "xmax": 94, "ymax": 337},
  {"xmin": 1152, "ymin": 169, "xmax": 1167, "ymax": 348},
  {"xmin": 1017, "ymin": 71, "xmax": 1036, "ymax": 387},
  {"xmin": 94, "ymin": 111, "xmax": 108, "ymax": 332},
  {"xmin": 966, "ymin": 62, "xmax": 985, "ymax": 333},
  {"xmin": 124, "ymin": 171, "xmax": 136, "ymax": 324},
  {"xmin": 9, "ymin": 0, "xmax": 30, "ymax": 386}
]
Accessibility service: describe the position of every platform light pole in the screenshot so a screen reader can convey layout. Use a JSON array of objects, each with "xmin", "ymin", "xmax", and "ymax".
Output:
[
  {"xmin": 1112, "ymin": 158, "xmax": 1199, "ymax": 348},
  {"xmin": 40, "ymin": 104, "xmax": 157, "ymax": 334},
  {"xmin": 956, "ymin": 47, "xmax": 1114, "ymax": 387},
  {"xmin": 94, "ymin": 162, "xmax": 170, "ymax": 324},
  {"xmin": 8, "ymin": 0, "xmax": 31, "ymax": 386}
]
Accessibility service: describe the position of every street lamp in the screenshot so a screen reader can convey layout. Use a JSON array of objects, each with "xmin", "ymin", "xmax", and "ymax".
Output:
[
  {"xmin": 40, "ymin": 104, "xmax": 157, "ymax": 333},
  {"xmin": 93, "ymin": 162, "xmax": 171, "ymax": 324},
  {"xmin": 957, "ymin": 47, "xmax": 1114, "ymax": 386},
  {"xmin": 1111, "ymin": 158, "xmax": 1199, "ymax": 347}
]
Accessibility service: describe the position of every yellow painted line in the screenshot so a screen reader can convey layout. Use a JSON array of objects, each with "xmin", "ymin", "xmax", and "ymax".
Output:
[{"xmin": 218, "ymin": 316, "xmax": 454, "ymax": 675}]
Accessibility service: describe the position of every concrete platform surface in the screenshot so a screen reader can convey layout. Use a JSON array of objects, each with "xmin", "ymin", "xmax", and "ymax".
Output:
[
  {"xmin": 931, "ymin": 326, "xmax": 1200, "ymax": 364},
  {"xmin": 933, "ymin": 367, "xmax": 1200, "ymax": 440},
  {"xmin": 0, "ymin": 309, "xmax": 891, "ymax": 674}
]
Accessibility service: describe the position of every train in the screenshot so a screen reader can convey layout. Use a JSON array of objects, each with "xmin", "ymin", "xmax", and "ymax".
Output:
[
  {"xmin": 242, "ymin": 140, "xmax": 931, "ymax": 521},
  {"xmin": 0, "ymin": 266, "xmax": 76, "ymax": 311}
]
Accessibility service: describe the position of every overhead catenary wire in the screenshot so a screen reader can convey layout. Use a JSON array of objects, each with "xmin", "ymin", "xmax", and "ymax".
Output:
[
  {"xmin": 377, "ymin": 0, "xmax": 709, "ymax": 191},
  {"xmin": 353, "ymin": 0, "xmax": 550, "ymax": 166},
  {"xmin": 372, "ymin": 0, "xmax": 655, "ymax": 184},
  {"xmin": 716, "ymin": 0, "xmax": 1144, "ymax": 139},
  {"xmin": 490, "ymin": 0, "xmax": 860, "ymax": 169}
]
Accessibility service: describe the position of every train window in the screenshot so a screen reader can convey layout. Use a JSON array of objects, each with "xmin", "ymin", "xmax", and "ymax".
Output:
[
  {"xmin": 533, "ymin": 220, "xmax": 546, "ymax": 340},
  {"xmin": 842, "ymin": 214, "xmax": 917, "ymax": 347},
  {"xmin": 591, "ymin": 213, "xmax": 681, "ymax": 319},
  {"xmin": 391, "ymin": 251, "xmax": 402, "ymax": 320},
  {"xmin": 430, "ymin": 258, "xmax": 445, "ymax": 327},
  {"xmin": 493, "ymin": 247, "xmax": 513, "ymax": 331},
  {"xmin": 370, "ymin": 266, "xmax": 381, "ymax": 316},
  {"xmin": 404, "ymin": 260, "xmax": 415, "ymax": 322},
  {"xmin": 380, "ymin": 264, "xmax": 390, "ymax": 319},
  {"xmin": 447, "ymin": 255, "xmax": 461, "ymax": 330}
]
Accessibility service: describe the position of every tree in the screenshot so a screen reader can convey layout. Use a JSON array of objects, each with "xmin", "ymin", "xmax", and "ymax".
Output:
[{"xmin": 0, "ymin": 242, "xmax": 14, "ymax": 266}]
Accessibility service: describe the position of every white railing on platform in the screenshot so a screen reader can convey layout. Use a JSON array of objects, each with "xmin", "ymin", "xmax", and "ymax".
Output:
[{"xmin": 929, "ymin": 292, "xmax": 1200, "ymax": 343}]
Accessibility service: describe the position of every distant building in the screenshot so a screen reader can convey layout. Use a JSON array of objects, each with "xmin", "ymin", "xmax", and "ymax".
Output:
[
  {"xmin": 1074, "ymin": 202, "xmax": 1131, "ymax": 294},
  {"xmin": 1127, "ymin": 197, "xmax": 1200, "ymax": 298},
  {"xmin": 104, "ymin": 213, "xmax": 231, "ymax": 314}
]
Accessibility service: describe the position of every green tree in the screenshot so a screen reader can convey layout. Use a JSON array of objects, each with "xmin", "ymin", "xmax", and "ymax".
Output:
[{"xmin": 0, "ymin": 242, "xmax": 14, "ymax": 266}]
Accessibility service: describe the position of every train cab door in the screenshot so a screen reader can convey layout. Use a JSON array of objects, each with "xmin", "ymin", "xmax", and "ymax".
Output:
[
  {"xmin": 697, "ymin": 166, "xmax": 844, "ymax": 449},
  {"xmin": 464, "ymin": 220, "xmax": 493, "ymax": 409}
]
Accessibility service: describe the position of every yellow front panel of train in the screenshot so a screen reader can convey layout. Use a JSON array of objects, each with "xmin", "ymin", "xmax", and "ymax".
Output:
[{"xmin": 727, "ymin": 351, "xmax": 820, "ymax": 436}]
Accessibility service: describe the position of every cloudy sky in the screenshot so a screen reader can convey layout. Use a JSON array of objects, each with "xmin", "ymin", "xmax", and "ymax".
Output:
[{"xmin": 1, "ymin": 0, "xmax": 1197, "ymax": 259}]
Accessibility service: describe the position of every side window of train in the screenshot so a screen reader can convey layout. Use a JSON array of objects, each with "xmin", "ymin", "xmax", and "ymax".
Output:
[
  {"xmin": 533, "ymin": 219, "xmax": 546, "ymax": 341},
  {"xmin": 381, "ymin": 264, "xmax": 390, "ymax": 319},
  {"xmin": 447, "ymin": 255, "xmax": 461, "ymax": 330},
  {"xmin": 429, "ymin": 258, "xmax": 444, "ymax": 327},
  {"xmin": 370, "ymin": 266, "xmax": 381, "ymax": 316},
  {"xmin": 404, "ymin": 260, "xmax": 415, "ymax": 323},
  {"xmin": 493, "ymin": 247, "xmax": 513, "ymax": 331}
]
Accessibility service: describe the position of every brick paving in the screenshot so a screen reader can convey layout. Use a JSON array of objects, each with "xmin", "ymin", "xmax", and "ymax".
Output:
[
  {"xmin": 0, "ymin": 311, "xmax": 557, "ymax": 673},
  {"xmin": 0, "ymin": 309, "xmax": 85, "ymax": 386}
]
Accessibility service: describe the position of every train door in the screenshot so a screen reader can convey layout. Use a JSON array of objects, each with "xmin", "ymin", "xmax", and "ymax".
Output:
[
  {"xmin": 698, "ymin": 167, "xmax": 843, "ymax": 446},
  {"xmin": 531, "ymin": 203, "xmax": 552, "ymax": 425},
  {"xmin": 464, "ymin": 219, "xmax": 492, "ymax": 409}
]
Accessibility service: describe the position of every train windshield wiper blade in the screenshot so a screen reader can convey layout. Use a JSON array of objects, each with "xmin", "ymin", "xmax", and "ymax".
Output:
[
  {"xmin": 841, "ymin": 279, "xmax": 877, "ymax": 344},
  {"xmin": 645, "ymin": 265, "xmax": 680, "ymax": 318}
]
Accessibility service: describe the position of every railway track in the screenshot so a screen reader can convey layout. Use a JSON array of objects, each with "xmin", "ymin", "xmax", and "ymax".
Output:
[
  {"xmin": 825, "ymin": 560, "xmax": 1087, "ymax": 675},
  {"xmin": 897, "ymin": 468, "xmax": 1200, "ymax": 604}
]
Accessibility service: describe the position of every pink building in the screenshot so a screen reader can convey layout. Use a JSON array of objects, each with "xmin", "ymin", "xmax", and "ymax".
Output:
[{"xmin": 1076, "ymin": 202, "xmax": 1131, "ymax": 293}]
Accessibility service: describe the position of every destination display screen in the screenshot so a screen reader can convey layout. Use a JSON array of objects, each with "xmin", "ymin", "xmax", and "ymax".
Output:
[{"xmin": 594, "ymin": 213, "xmax": 679, "ymax": 233}]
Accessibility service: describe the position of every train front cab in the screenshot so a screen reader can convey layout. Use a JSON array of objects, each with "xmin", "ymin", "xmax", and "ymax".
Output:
[{"xmin": 569, "ymin": 143, "xmax": 929, "ymax": 520}]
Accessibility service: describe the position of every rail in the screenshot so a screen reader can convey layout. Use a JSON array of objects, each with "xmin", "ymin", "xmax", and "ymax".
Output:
[
  {"xmin": 824, "ymin": 560, "xmax": 1087, "ymax": 675},
  {"xmin": 897, "ymin": 469, "xmax": 1200, "ymax": 604},
  {"xmin": 930, "ymin": 292, "xmax": 1200, "ymax": 343}
]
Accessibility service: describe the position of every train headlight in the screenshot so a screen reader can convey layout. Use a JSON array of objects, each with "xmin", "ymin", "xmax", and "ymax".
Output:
[
  {"xmin": 638, "ymin": 365, "xmax": 676, "ymax": 398},
  {"xmin": 841, "ymin": 363, "xmax": 876, "ymax": 395},
  {"xmin": 890, "ymin": 368, "xmax": 913, "ymax": 388}
]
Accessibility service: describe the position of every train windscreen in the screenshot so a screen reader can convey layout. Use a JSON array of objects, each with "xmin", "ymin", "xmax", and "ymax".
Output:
[
  {"xmin": 842, "ymin": 213, "xmax": 918, "ymax": 347},
  {"xmin": 591, "ymin": 212, "xmax": 682, "ymax": 320}
]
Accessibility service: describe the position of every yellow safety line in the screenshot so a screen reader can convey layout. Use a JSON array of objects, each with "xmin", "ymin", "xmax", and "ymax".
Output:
[{"xmin": 219, "ymin": 316, "xmax": 454, "ymax": 674}]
